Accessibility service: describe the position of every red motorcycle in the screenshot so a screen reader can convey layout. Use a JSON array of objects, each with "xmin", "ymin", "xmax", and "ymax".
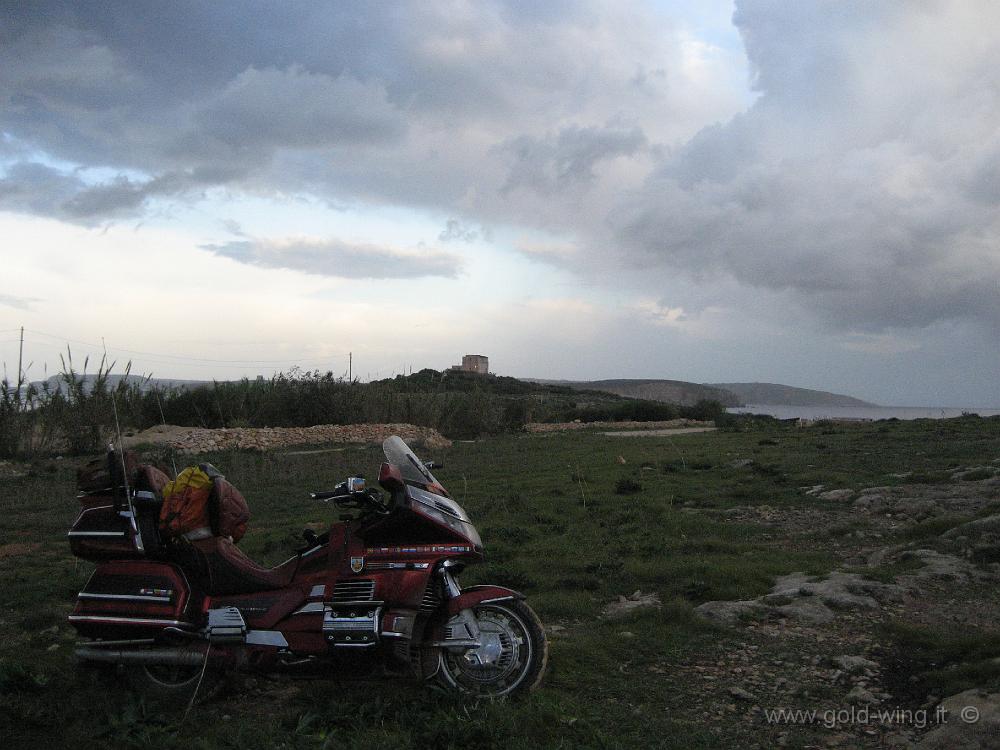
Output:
[{"xmin": 67, "ymin": 436, "xmax": 547, "ymax": 702}]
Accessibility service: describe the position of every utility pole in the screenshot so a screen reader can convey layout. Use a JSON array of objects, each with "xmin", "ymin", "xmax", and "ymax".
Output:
[
  {"xmin": 17, "ymin": 326, "xmax": 23, "ymax": 385},
  {"xmin": 349, "ymin": 352, "xmax": 352, "ymax": 383}
]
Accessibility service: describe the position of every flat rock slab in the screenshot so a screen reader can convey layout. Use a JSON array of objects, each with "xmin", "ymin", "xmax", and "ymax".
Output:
[
  {"xmin": 943, "ymin": 514, "xmax": 1000, "ymax": 539},
  {"xmin": 915, "ymin": 689, "xmax": 1000, "ymax": 749},
  {"xmin": 696, "ymin": 571, "xmax": 905, "ymax": 627},
  {"xmin": 602, "ymin": 590, "xmax": 662, "ymax": 618}
]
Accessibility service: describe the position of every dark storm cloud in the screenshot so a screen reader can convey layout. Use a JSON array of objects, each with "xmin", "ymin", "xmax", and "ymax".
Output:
[
  {"xmin": 0, "ymin": 163, "xmax": 87, "ymax": 218},
  {"xmin": 500, "ymin": 125, "xmax": 647, "ymax": 194},
  {"xmin": 603, "ymin": 1, "xmax": 1000, "ymax": 330},
  {"xmin": 0, "ymin": 162, "xmax": 220, "ymax": 223},
  {"xmin": 203, "ymin": 238, "xmax": 461, "ymax": 280},
  {"xmin": 3, "ymin": 1, "xmax": 999, "ymax": 334},
  {"xmin": 0, "ymin": 0, "xmax": 702, "ymax": 208},
  {"xmin": 0, "ymin": 3, "xmax": 412, "ymax": 212}
]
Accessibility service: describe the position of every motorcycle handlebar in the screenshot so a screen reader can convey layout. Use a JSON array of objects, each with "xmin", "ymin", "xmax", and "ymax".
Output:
[
  {"xmin": 311, "ymin": 486, "xmax": 386, "ymax": 511},
  {"xmin": 310, "ymin": 489, "xmax": 343, "ymax": 501}
]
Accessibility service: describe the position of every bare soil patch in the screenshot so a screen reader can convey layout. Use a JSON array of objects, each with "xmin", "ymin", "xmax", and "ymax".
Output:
[{"xmin": 0, "ymin": 542, "xmax": 41, "ymax": 559}]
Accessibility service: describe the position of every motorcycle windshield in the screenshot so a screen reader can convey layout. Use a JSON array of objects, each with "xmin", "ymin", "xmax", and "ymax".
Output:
[
  {"xmin": 382, "ymin": 436, "xmax": 443, "ymax": 488},
  {"xmin": 383, "ymin": 436, "xmax": 481, "ymax": 549}
]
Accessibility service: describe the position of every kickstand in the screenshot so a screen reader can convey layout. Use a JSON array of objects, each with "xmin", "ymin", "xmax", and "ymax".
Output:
[{"xmin": 182, "ymin": 641, "xmax": 212, "ymax": 721}]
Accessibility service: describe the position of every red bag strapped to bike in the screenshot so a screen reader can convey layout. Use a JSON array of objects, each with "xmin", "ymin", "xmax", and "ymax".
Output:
[{"xmin": 158, "ymin": 463, "xmax": 249, "ymax": 543}]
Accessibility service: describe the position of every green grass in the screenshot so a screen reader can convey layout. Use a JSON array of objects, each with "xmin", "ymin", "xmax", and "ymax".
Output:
[
  {"xmin": 879, "ymin": 619, "xmax": 1000, "ymax": 699},
  {"xmin": 2, "ymin": 417, "xmax": 1000, "ymax": 747}
]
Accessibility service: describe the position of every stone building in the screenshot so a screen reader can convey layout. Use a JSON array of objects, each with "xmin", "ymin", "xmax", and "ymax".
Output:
[{"xmin": 449, "ymin": 354, "xmax": 489, "ymax": 374}]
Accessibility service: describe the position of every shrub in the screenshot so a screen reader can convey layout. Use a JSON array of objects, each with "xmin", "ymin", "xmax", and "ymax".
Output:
[{"xmin": 615, "ymin": 478, "xmax": 643, "ymax": 495}]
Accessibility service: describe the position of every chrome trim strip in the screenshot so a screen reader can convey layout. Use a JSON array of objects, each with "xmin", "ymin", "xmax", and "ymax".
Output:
[
  {"xmin": 292, "ymin": 602, "xmax": 325, "ymax": 615},
  {"xmin": 77, "ymin": 593, "xmax": 172, "ymax": 603},
  {"xmin": 476, "ymin": 596, "xmax": 518, "ymax": 605},
  {"xmin": 68, "ymin": 615, "xmax": 191, "ymax": 627},
  {"xmin": 380, "ymin": 631, "xmax": 409, "ymax": 639},
  {"xmin": 246, "ymin": 630, "xmax": 289, "ymax": 648},
  {"xmin": 276, "ymin": 543, "xmax": 324, "ymax": 570},
  {"xmin": 366, "ymin": 561, "xmax": 430, "ymax": 570},
  {"xmin": 67, "ymin": 531, "xmax": 128, "ymax": 537},
  {"xmin": 309, "ymin": 584, "xmax": 326, "ymax": 597}
]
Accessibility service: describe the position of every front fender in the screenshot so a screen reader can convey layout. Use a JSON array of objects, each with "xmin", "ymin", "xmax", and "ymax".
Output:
[{"xmin": 445, "ymin": 584, "xmax": 525, "ymax": 616}]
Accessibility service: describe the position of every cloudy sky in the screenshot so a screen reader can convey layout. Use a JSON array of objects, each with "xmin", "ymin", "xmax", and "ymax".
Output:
[{"xmin": 2, "ymin": 1, "xmax": 999, "ymax": 406}]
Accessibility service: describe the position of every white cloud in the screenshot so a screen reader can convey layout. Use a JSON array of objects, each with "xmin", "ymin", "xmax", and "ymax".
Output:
[
  {"xmin": 632, "ymin": 299, "xmax": 687, "ymax": 327},
  {"xmin": 202, "ymin": 236, "xmax": 461, "ymax": 280}
]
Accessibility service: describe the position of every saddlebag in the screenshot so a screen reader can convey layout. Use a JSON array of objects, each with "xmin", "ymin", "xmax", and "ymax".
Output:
[
  {"xmin": 69, "ymin": 451, "xmax": 171, "ymax": 561},
  {"xmin": 69, "ymin": 560, "xmax": 194, "ymax": 638}
]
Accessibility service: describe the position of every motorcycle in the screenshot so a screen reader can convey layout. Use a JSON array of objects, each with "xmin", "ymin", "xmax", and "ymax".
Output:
[{"xmin": 67, "ymin": 436, "xmax": 548, "ymax": 702}]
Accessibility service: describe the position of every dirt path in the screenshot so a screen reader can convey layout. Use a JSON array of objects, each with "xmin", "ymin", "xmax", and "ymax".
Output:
[
  {"xmin": 602, "ymin": 426, "xmax": 717, "ymax": 437},
  {"xmin": 525, "ymin": 418, "xmax": 713, "ymax": 433}
]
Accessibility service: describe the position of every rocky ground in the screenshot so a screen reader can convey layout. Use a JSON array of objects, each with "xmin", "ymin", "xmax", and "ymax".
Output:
[
  {"xmin": 120, "ymin": 422, "xmax": 452, "ymax": 453},
  {"xmin": 698, "ymin": 465, "xmax": 1000, "ymax": 748},
  {"xmin": 583, "ymin": 462, "xmax": 1000, "ymax": 748}
]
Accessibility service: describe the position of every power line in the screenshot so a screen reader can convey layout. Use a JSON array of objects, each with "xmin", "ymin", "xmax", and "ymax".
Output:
[{"xmin": 20, "ymin": 328, "xmax": 349, "ymax": 365}]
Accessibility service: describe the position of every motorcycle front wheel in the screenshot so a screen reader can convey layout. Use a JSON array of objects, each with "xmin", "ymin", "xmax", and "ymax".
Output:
[{"xmin": 437, "ymin": 599, "xmax": 548, "ymax": 698}]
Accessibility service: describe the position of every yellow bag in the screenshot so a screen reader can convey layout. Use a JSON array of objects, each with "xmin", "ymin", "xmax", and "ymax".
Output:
[{"xmin": 158, "ymin": 465, "xmax": 217, "ymax": 539}]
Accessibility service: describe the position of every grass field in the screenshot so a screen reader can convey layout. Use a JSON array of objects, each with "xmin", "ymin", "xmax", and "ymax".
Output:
[{"xmin": 2, "ymin": 416, "xmax": 999, "ymax": 748}]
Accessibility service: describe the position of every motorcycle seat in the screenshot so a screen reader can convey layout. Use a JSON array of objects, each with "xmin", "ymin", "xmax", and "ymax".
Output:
[{"xmin": 170, "ymin": 536, "xmax": 299, "ymax": 595}]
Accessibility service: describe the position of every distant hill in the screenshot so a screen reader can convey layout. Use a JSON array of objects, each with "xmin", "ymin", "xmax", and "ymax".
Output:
[
  {"xmin": 709, "ymin": 382, "xmax": 876, "ymax": 407},
  {"xmin": 33, "ymin": 373, "xmax": 208, "ymax": 395},
  {"xmin": 528, "ymin": 378, "xmax": 741, "ymax": 407}
]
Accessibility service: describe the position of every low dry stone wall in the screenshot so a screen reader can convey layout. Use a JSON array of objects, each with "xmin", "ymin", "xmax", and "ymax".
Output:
[{"xmin": 125, "ymin": 423, "xmax": 452, "ymax": 454}]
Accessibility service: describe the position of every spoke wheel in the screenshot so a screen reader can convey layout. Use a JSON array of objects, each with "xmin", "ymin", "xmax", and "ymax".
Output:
[{"xmin": 437, "ymin": 600, "xmax": 547, "ymax": 698}]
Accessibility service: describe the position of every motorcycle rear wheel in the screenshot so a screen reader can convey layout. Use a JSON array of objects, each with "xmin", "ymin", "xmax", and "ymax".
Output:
[
  {"xmin": 127, "ymin": 659, "xmax": 228, "ymax": 707},
  {"xmin": 437, "ymin": 599, "xmax": 548, "ymax": 698}
]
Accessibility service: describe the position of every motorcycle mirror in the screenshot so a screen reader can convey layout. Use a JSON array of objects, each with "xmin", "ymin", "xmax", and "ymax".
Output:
[{"xmin": 346, "ymin": 477, "xmax": 366, "ymax": 493}]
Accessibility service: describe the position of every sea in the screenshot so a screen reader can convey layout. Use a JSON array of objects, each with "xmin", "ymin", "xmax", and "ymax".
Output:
[{"xmin": 727, "ymin": 405, "xmax": 1000, "ymax": 421}]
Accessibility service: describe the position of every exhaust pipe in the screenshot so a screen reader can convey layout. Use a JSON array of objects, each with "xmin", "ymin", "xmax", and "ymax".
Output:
[{"xmin": 76, "ymin": 646, "xmax": 208, "ymax": 666}]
